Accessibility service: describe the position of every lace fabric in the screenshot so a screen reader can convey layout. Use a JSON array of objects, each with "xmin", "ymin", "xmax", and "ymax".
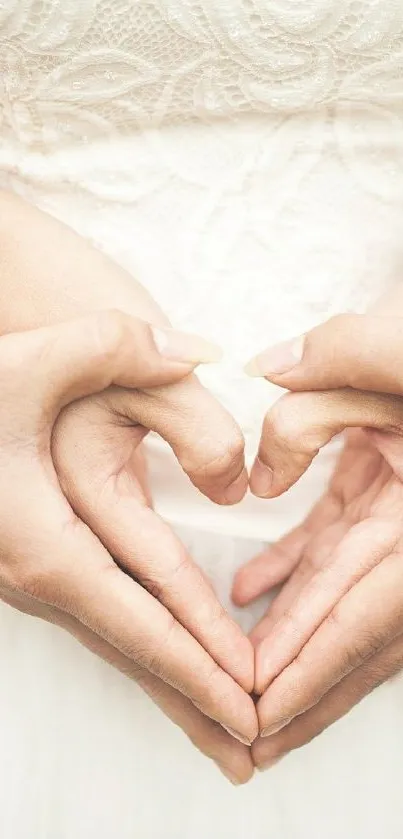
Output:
[
  {"xmin": 1, "ymin": 1, "xmax": 403, "ymax": 146},
  {"xmin": 2, "ymin": 9, "xmax": 403, "ymax": 838},
  {"xmin": 0, "ymin": 1, "xmax": 403, "ymax": 538}
]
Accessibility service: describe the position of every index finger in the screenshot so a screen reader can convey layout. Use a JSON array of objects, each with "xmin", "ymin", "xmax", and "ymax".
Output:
[
  {"xmin": 107, "ymin": 377, "xmax": 248, "ymax": 506},
  {"xmin": 54, "ymin": 404, "xmax": 254, "ymax": 692},
  {"xmin": 19, "ymin": 597, "xmax": 254, "ymax": 785},
  {"xmin": 256, "ymin": 548, "xmax": 403, "ymax": 737},
  {"xmin": 22, "ymin": 495, "xmax": 258, "ymax": 745},
  {"xmin": 254, "ymin": 515, "xmax": 398, "ymax": 694}
]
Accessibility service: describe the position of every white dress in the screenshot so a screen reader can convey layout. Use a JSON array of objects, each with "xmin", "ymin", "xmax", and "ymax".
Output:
[{"xmin": 1, "ymin": 1, "xmax": 403, "ymax": 836}]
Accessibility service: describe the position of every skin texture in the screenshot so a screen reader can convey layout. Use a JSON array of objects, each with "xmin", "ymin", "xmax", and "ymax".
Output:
[
  {"xmin": 6, "ymin": 191, "xmax": 403, "ymax": 783},
  {"xmin": 234, "ymin": 312, "xmax": 403, "ymax": 771},
  {"xmin": 0, "ymin": 192, "xmax": 256, "ymax": 784}
]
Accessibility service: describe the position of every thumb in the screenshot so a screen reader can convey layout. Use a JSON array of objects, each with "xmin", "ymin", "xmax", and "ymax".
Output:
[
  {"xmin": 249, "ymin": 388, "xmax": 403, "ymax": 498},
  {"xmin": 0, "ymin": 310, "xmax": 221, "ymax": 427},
  {"xmin": 245, "ymin": 314, "xmax": 403, "ymax": 395}
]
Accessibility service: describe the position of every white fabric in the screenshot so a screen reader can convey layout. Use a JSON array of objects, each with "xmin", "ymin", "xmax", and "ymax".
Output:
[
  {"xmin": 1, "ymin": 527, "xmax": 403, "ymax": 839},
  {"xmin": 1, "ymin": 0, "xmax": 403, "ymax": 538},
  {"xmin": 1, "ymin": 1, "xmax": 403, "ymax": 836}
]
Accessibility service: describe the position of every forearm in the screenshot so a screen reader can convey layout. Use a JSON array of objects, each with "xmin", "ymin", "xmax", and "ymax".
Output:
[{"xmin": 0, "ymin": 191, "xmax": 168, "ymax": 332}]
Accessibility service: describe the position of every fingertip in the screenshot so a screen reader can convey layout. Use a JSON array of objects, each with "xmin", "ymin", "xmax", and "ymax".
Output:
[
  {"xmin": 249, "ymin": 458, "xmax": 288, "ymax": 499},
  {"xmin": 231, "ymin": 570, "xmax": 265, "ymax": 608},
  {"xmin": 217, "ymin": 747, "xmax": 255, "ymax": 785},
  {"xmin": 219, "ymin": 687, "xmax": 259, "ymax": 747},
  {"xmin": 230, "ymin": 587, "xmax": 246, "ymax": 608},
  {"xmin": 223, "ymin": 468, "xmax": 249, "ymax": 505},
  {"xmin": 230, "ymin": 565, "xmax": 255, "ymax": 607}
]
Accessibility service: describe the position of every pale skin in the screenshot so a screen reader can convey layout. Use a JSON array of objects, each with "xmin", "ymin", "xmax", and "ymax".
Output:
[
  {"xmin": 0, "ymin": 192, "xmax": 257, "ymax": 785},
  {"xmin": 4, "ymin": 191, "xmax": 403, "ymax": 784},
  {"xmin": 235, "ymin": 303, "xmax": 403, "ymax": 771}
]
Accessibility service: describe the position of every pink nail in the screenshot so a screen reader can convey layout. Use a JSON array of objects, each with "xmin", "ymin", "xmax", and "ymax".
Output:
[
  {"xmin": 245, "ymin": 336, "xmax": 305, "ymax": 377},
  {"xmin": 250, "ymin": 458, "xmax": 273, "ymax": 498},
  {"xmin": 151, "ymin": 326, "xmax": 223, "ymax": 364},
  {"xmin": 222, "ymin": 725, "xmax": 253, "ymax": 746}
]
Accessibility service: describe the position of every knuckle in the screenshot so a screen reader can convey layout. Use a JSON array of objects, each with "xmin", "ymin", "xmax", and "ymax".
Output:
[
  {"xmin": 164, "ymin": 549, "xmax": 192, "ymax": 592},
  {"xmin": 281, "ymin": 604, "xmax": 304, "ymax": 639},
  {"xmin": 206, "ymin": 599, "xmax": 229, "ymax": 634},
  {"xmin": 139, "ymin": 576, "xmax": 165, "ymax": 603},
  {"xmin": 123, "ymin": 660, "xmax": 149, "ymax": 685},
  {"xmin": 138, "ymin": 544, "xmax": 192, "ymax": 605},
  {"xmin": 190, "ymin": 427, "xmax": 245, "ymax": 485},
  {"xmin": 300, "ymin": 547, "xmax": 322, "ymax": 574},
  {"xmin": 348, "ymin": 633, "xmax": 381, "ymax": 669},
  {"xmin": 264, "ymin": 394, "xmax": 321, "ymax": 469},
  {"xmin": 267, "ymin": 394, "xmax": 314, "ymax": 449},
  {"xmin": 357, "ymin": 664, "xmax": 385, "ymax": 694},
  {"xmin": 201, "ymin": 658, "xmax": 228, "ymax": 701},
  {"xmin": 226, "ymin": 428, "xmax": 246, "ymax": 470},
  {"xmin": 8, "ymin": 560, "xmax": 57, "ymax": 603},
  {"xmin": 136, "ymin": 614, "xmax": 178, "ymax": 680},
  {"xmin": 284, "ymin": 652, "xmax": 324, "ymax": 711},
  {"xmin": 327, "ymin": 607, "xmax": 381, "ymax": 673}
]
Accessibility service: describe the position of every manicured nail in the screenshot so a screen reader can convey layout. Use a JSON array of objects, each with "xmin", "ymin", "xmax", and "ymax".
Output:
[
  {"xmin": 222, "ymin": 725, "xmax": 253, "ymax": 746},
  {"xmin": 245, "ymin": 336, "xmax": 305, "ymax": 377},
  {"xmin": 250, "ymin": 458, "xmax": 273, "ymax": 498},
  {"xmin": 258, "ymin": 755, "xmax": 284, "ymax": 772},
  {"xmin": 151, "ymin": 326, "xmax": 223, "ymax": 364},
  {"xmin": 261, "ymin": 718, "xmax": 291, "ymax": 738}
]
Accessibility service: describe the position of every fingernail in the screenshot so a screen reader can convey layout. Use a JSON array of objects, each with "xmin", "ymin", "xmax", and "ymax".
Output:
[
  {"xmin": 250, "ymin": 458, "xmax": 273, "ymax": 498},
  {"xmin": 258, "ymin": 755, "xmax": 284, "ymax": 772},
  {"xmin": 222, "ymin": 725, "xmax": 253, "ymax": 746},
  {"xmin": 218, "ymin": 765, "xmax": 243, "ymax": 785},
  {"xmin": 224, "ymin": 469, "xmax": 249, "ymax": 505},
  {"xmin": 245, "ymin": 336, "xmax": 305, "ymax": 377},
  {"xmin": 151, "ymin": 326, "xmax": 223, "ymax": 364},
  {"xmin": 261, "ymin": 718, "xmax": 291, "ymax": 738}
]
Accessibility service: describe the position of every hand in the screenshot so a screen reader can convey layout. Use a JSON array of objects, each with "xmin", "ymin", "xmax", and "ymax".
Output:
[
  {"xmin": 234, "ymin": 313, "xmax": 403, "ymax": 769},
  {"xmin": 0, "ymin": 193, "xmax": 256, "ymax": 783}
]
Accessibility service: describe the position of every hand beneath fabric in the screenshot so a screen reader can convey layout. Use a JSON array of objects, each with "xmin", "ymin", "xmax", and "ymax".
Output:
[
  {"xmin": 234, "ymin": 313, "xmax": 403, "ymax": 769},
  {"xmin": 0, "ymin": 193, "xmax": 256, "ymax": 783}
]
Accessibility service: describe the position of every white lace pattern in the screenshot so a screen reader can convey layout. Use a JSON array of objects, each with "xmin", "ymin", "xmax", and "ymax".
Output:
[
  {"xmin": 2, "ymin": 10, "xmax": 403, "ymax": 838},
  {"xmin": 1, "ymin": 0, "xmax": 403, "ymax": 538}
]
